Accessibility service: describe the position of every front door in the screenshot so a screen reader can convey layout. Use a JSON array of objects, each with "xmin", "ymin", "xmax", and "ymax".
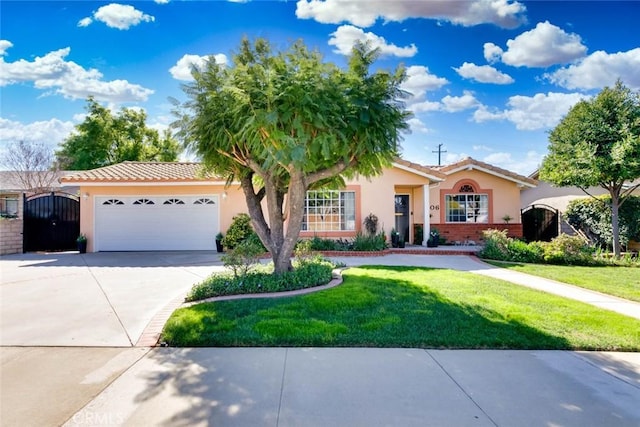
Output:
[{"xmin": 394, "ymin": 194, "xmax": 410, "ymax": 243}]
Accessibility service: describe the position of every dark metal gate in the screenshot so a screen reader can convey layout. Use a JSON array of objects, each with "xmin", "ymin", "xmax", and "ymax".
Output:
[
  {"xmin": 23, "ymin": 192, "xmax": 80, "ymax": 252},
  {"xmin": 521, "ymin": 204, "xmax": 559, "ymax": 242}
]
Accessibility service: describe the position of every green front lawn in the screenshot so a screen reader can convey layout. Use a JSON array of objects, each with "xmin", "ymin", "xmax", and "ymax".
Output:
[
  {"xmin": 485, "ymin": 262, "xmax": 640, "ymax": 302},
  {"xmin": 162, "ymin": 266, "xmax": 640, "ymax": 350}
]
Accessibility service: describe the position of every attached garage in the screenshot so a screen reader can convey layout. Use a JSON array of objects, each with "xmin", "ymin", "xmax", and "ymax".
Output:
[
  {"xmin": 94, "ymin": 195, "xmax": 219, "ymax": 251},
  {"xmin": 60, "ymin": 162, "xmax": 245, "ymax": 253}
]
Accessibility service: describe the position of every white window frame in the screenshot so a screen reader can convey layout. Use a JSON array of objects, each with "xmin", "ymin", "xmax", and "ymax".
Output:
[
  {"xmin": 445, "ymin": 193, "xmax": 489, "ymax": 223},
  {"xmin": 303, "ymin": 190, "xmax": 356, "ymax": 231}
]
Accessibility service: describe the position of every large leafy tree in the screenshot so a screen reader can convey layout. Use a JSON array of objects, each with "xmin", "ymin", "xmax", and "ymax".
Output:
[
  {"xmin": 174, "ymin": 38, "xmax": 410, "ymax": 273},
  {"xmin": 56, "ymin": 97, "xmax": 181, "ymax": 170},
  {"xmin": 540, "ymin": 81, "xmax": 640, "ymax": 257}
]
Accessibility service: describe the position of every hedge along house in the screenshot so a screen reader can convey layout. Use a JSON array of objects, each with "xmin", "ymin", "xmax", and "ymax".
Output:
[
  {"xmin": 428, "ymin": 157, "xmax": 537, "ymax": 244},
  {"xmin": 60, "ymin": 160, "xmax": 447, "ymax": 252},
  {"xmin": 60, "ymin": 158, "xmax": 534, "ymax": 252}
]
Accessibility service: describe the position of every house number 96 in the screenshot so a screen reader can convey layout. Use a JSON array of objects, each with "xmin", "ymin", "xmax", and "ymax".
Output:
[{"xmin": 430, "ymin": 205, "xmax": 439, "ymax": 210}]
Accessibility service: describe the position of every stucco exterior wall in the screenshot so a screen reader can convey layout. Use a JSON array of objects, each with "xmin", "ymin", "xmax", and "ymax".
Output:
[
  {"xmin": 348, "ymin": 167, "xmax": 432, "ymax": 243},
  {"xmin": 78, "ymin": 184, "xmax": 247, "ymax": 252}
]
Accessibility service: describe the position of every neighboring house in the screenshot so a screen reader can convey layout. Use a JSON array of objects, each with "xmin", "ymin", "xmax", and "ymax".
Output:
[
  {"xmin": 521, "ymin": 170, "xmax": 640, "ymax": 212},
  {"xmin": 60, "ymin": 158, "xmax": 535, "ymax": 253}
]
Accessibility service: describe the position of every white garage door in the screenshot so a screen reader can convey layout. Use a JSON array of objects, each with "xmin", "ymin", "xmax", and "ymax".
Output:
[{"xmin": 95, "ymin": 195, "xmax": 219, "ymax": 251}]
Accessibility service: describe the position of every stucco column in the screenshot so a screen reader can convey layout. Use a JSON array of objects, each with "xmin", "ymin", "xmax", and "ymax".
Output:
[{"xmin": 422, "ymin": 184, "xmax": 430, "ymax": 246}]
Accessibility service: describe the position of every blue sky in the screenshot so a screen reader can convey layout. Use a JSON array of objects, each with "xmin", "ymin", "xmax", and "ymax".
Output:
[{"xmin": 1, "ymin": 1, "xmax": 639, "ymax": 175}]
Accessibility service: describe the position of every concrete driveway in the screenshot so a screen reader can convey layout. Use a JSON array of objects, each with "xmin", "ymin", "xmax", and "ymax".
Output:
[{"xmin": 0, "ymin": 251, "xmax": 225, "ymax": 346}]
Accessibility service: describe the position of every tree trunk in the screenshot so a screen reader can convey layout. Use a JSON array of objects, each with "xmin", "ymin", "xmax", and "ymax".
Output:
[{"xmin": 611, "ymin": 192, "xmax": 621, "ymax": 258}]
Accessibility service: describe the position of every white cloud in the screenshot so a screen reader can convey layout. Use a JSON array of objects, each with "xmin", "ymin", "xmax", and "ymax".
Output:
[
  {"xmin": 169, "ymin": 53, "xmax": 228, "ymax": 81},
  {"xmin": 399, "ymin": 65, "xmax": 448, "ymax": 113},
  {"xmin": 401, "ymin": 66, "xmax": 449, "ymax": 98},
  {"xmin": 407, "ymin": 117, "xmax": 430, "ymax": 134},
  {"xmin": 79, "ymin": 4, "xmax": 155, "ymax": 30},
  {"xmin": 546, "ymin": 48, "xmax": 640, "ymax": 91},
  {"xmin": 154, "ymin": 0, "xmax": 170, "ymax": 3},
  {"xmin": 483, "ymin": 150, "xmax": 542, "ymax": 175},
  {"xmin": 0, "ymin": 117, "xmax": 75, "ymax": 146},
  {"xmin": 473, "ymin": 144, "xmax": 492, "ymax": 152},
  {"xmin": 77, "ymin": 17, "xmax": 93, "ymax": 27},
  {"xmin": 329, "ymin": 25, "xmax": 417, "ymax": 57},
  {"xmin": 0, "ymin": 40, "xmax": 13, "ymax": 56},
  {"xmin": 473, "ymin": 92, "xmax": 586, "ymax": 130},
  {"xmin": 494, "ymin": 21, "xmax": 587, "ymax": 67},
  {"xmin": 454, "ymin": 62, "xmax": 514, "ymax": 84},
  {"xmin": 409, "ymin": 100, "xmax": 442, "ymax": 113},
  {"xmin": 441, "ymin": 91, "xmax": 480, "ymax": 112},
  {"xmin": 296, "ymin": 0, "xmax": 527, "ymax": 29},
  {"xmin": 0, "ymin": 45, "xmax": 154, "ymax": 103},
  {"xmin": 483, "ymin": 42, "xmax": 503, "ymax": 63}
]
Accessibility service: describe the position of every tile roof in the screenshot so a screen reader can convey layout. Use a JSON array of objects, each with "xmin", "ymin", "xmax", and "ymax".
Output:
[
  {"xmin": 60, "ymin": 162, "xmax": 220, "ymax": 183},
  {"xmin": 435, "ymin": 157, "xmax": 537, "ymax": 187},
  {"xmin": 393, "ymin": 158, "xmax": 446, "ymax": 180}
]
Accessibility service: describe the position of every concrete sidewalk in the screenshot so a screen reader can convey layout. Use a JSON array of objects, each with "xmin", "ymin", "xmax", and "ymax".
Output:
[{"xmin": 56, "ymin": 348, "xmax": 640, "ymax": 427}]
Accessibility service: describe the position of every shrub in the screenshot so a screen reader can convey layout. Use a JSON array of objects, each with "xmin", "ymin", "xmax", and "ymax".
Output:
[
  {"xmin": 351, "ymin": 231, "xmax": 387, "ymax": 251},
  {"xmin": 566, "ymin": 195, "xmax": 640, "ymax": 249},
  {"xmin": 507, "ymin": 239, "xmax": 544, "ymax": 263},
  {"xmin": 220, "ymin": 235, "xmax": 265, "ymax": 278},
  {"xmin": 307, "ymin": 236, "xmax": 340, "ymax": 251},
  {"xmin": 479, "ymin": 229, "xmax": 511, "ymax": 261},
  {"xmin": 221, "ymin": 213, "xmax": 254, "ymax": 249},
  {"xmin": 185, "ymin": 256, "xmax": 336, "ymax": 301},
  {"xmin": 480, "ymin": 229, "xmax": 597, "ymax": 266},
  {"xmin": 541, "ymin": 234, "xmax": 596, "ymax": 265}
]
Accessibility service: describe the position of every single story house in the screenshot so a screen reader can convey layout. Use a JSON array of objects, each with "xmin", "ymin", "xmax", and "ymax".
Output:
[{"xmin": 60, "ymin": 158, "xmax": 536, "ymax": 252}]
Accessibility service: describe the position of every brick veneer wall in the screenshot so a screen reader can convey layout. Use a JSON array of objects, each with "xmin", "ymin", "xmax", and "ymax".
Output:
[
  {"xmin": 0, "ymin": 218, "xmax": 23, "ymax": 255},
  {"xmin": 436, "ymin": 223, "xmax": 523, "ymax": 244}
]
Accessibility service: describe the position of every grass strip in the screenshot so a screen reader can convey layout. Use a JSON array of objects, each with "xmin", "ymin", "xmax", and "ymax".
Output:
[
  {"xmin": 162, "ymin": 266, "xmax": 640, "ymax": 350},
  {"xmin": 485, "ymin": 261, "xmax": 640, "ymax": 303}
]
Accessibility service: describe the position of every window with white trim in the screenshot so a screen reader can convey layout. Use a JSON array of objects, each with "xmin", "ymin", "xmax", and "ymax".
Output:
[
  {"xmin": 302, "ymin": 190, "xmax": 356, "ymax": 231},
  {"xmin": 445, "ymin": 185, "xmax": 489, "ymax": 223}
]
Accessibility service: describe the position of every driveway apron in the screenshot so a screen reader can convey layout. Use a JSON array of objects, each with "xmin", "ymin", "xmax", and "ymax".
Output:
[{"xmin": 0, "ymin": 252, "xmax": 224, "ymax": 347}]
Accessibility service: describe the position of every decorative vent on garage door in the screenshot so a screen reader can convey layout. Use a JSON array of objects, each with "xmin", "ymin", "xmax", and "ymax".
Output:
[
  {"xmin": 102, "ymin": 199, "xmax": 124, "ymax": 205},
  {"xmin": 133, "ymin": 198, "xmax": 155, "ymax": 205},
  {"xmin": 163, "ymin": 198, "xmax": 185, "ymax": 205},
  {"xmin": 194, "ymin": 198, "xmax": 215, "ymax": 205}
]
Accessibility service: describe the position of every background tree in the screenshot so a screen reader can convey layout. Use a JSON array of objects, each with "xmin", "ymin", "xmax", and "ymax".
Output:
[
  {"xmin": 540, "ymin": 81, "xmax": 640, "ymax": 257},
  {"xmin": 174, "ymin": 38, "xmax": 410, "ymax": 273},
  {"xmin": 0, "ymin": 140, "xmax": 59, "ymax": 192},
  {"xmin": 56, "ymin": 97, "xmax": 181, "ymax": 170}
]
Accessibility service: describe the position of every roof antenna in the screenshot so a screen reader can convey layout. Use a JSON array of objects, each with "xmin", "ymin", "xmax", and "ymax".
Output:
[{"xmin": 432, "ymin": 143, "xmax": 447, "ymax": 166}]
